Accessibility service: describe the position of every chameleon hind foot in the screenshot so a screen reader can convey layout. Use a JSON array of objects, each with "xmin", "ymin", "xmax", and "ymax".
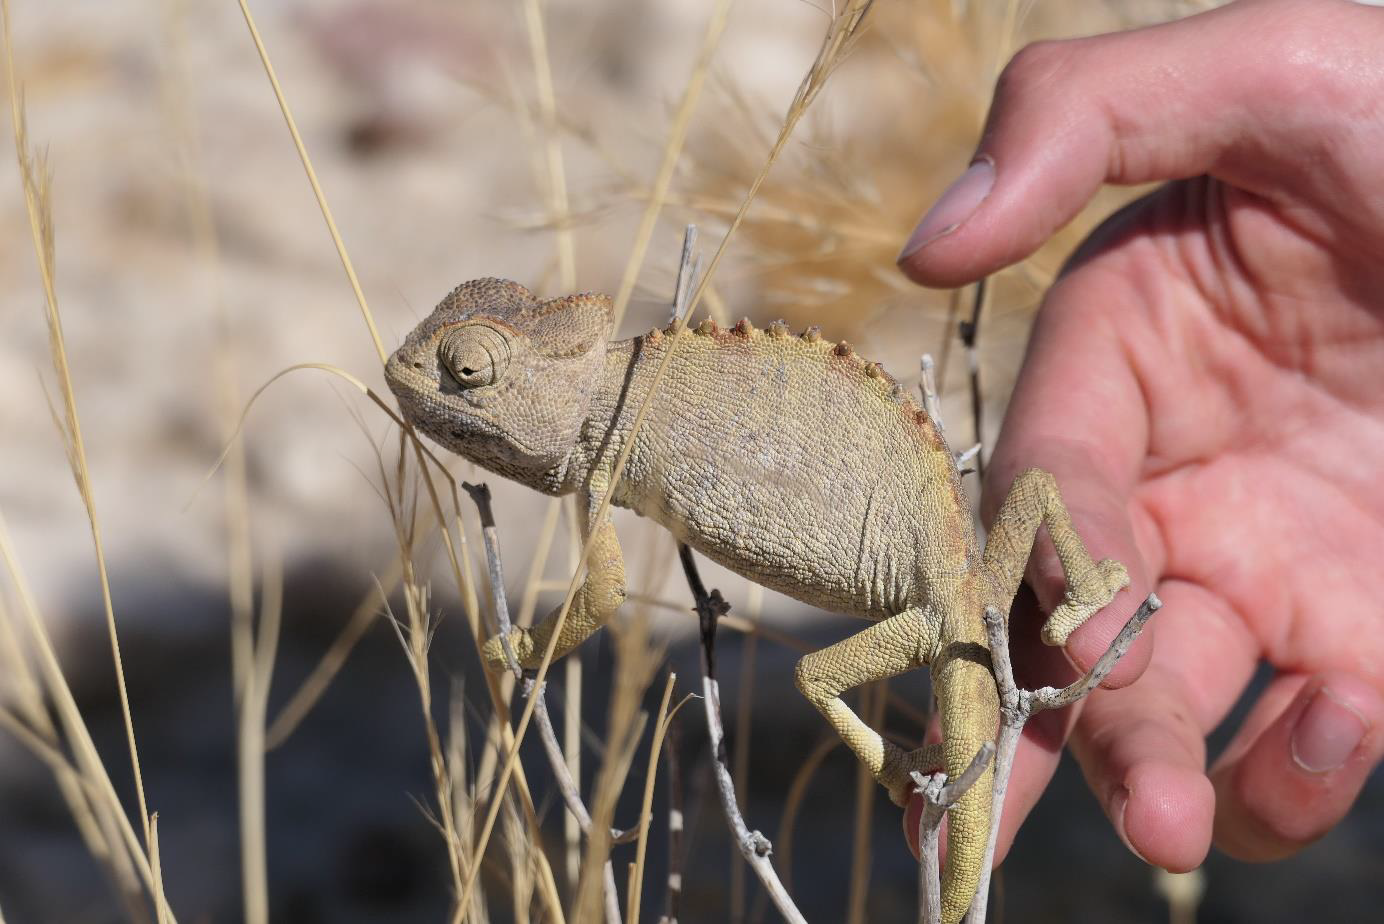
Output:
[{"xmin": 1042, "ymin": 558, "xmax": 1129, "ymax": 646}]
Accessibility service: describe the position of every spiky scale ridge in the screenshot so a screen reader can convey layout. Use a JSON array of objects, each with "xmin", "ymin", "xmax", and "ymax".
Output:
[
  {"xmin": 803, "ymin": 325, "xmax": 822, "ymax": 343},
  {"xmin": 834, "ymin": 341, "xmax": 853, "ymax": 358},
  {"xmin": 696, "ymin": 318, "xmax": 717, "ymax": 336},
  {"xmin": 768, "ymin": 319, "xmax": 789, "ymax": 338},
  {"xmin": 733, "ymin": 318, "xmax": 754, "ymax": 337},
  {"xmin": 866, "ymin": 362, "xmax": 882, "ymax": 378}
]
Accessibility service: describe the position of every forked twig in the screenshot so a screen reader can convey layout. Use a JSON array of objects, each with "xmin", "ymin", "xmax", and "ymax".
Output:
[
  {"xmin": 911, "ymin": 743, "xmax": 994, "ymax": 924},
  {"xmin": 462, "ymin": 482, "xmax": 634, "ymax": 924},
  {"xmin": 677, "ymin": 544, "xmax": 808, "ymax": 924},
  {"xmin": 968, "ymin": 593, "xmax": 1162, "ymax": 922}
]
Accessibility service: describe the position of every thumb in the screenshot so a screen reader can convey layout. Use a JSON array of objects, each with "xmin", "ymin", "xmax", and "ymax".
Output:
[{"xmin": 896, "ymin": 0, "xmax": 1371, "ymax": 287}]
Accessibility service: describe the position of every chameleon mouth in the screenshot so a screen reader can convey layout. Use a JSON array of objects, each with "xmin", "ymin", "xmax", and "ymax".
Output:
[{"xmin": 383, "ymin": 350, "xmax": 438, "ymax": 407}]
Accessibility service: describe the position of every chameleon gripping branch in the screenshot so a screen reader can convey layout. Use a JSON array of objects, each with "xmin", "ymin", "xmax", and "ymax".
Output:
[
  {"xmin": 911, "ymin": 747, "xmax": 994, "ymax": 924},
  {"xmin": 385, "ymin": 276, "xmax": 1132, "ymax": 922},
  {"xmin": 968, "ymin": 593, "xmax": 1162, "ymax": 923}
]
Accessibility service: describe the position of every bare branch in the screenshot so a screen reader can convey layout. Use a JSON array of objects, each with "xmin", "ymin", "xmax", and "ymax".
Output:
[
  {"xmin": 677, "ymin": 544, "xmax": 808, "ymax": 924},
  {"xmin": 969, "ymin": 593, "xmax": 1162, "ymax": 922},
  {"xmin": 462, "ymin": 481, "xmax": 628, "ymax": 924},
  {"xmin": 911, "ymin": 743, "xmax": 994, "ymax": 924}
]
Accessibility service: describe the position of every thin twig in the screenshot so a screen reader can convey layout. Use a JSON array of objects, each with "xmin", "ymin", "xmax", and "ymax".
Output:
[
  {"xmin": 969, "ymin": 593, "xmax": 1162, "ymax": 922},
  {"xmin": 677, "ymin": 544, "xmax": 807, "ymax": 924},
  {"xmin": 461, "ymin": 482, "xmax": 627, "ymax": 924},
  {"xmin": 919, "ymin": 354, "xmax": 945, "ymax": 438},
  {"xmin": 911, "ymin": 743, "xmax": 994, "ymax": 924},
  {"xmin": 958, "ymin": 277, "xmax": 987, "ymax": 482},
  {"xmin": 729, "ymin": 586, "xmax": 760, "ymax": 922}
]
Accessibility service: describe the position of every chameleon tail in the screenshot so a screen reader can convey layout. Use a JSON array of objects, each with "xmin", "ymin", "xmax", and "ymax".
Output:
[{"xmin": 933, "ymin": 638, "xmax": 1000, "ymax": 924}]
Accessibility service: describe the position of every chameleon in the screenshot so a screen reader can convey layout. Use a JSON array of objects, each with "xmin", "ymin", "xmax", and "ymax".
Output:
[{"xmin": 384, "ymin": 278, "xmax": 1129, "ymax": 923}]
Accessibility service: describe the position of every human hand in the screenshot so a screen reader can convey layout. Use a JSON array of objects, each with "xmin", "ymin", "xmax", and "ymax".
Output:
[{"xmin": 898, "ymin": 0, "xmax": 1384, "ymax": 872}]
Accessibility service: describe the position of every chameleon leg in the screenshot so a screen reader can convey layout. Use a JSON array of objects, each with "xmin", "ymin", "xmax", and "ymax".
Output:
[
  {"xmin": 481, "ymin": 512, "xmax": 626, "ymax": 671},
  {"xmin": 982, "ymin": 467, "xmax": 1129, "ymax": 645},
  {"xmin": 793, "ymin": 608, "xmax": 944, "ymax": 806}
]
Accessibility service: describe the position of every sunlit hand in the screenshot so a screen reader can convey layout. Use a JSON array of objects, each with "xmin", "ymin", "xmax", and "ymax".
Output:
[{"xmin": 898, "ymin": 0, "xmax": 1384, "ymax": 872}]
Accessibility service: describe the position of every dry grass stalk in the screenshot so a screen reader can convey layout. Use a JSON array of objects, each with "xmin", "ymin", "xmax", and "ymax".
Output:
[
  {"xmin": 608, "ymin": 0, "xmax": 735, "ymax": 329},
  {"xmin": 263, "ymin": 560, "xmax": 397, "ymax": 749},
  {"xmin": 154, "ymin": 1, "xmax": 276, "ymax": 914},
  {"xmin": 571, "ymin": 617, "xmax": 661, "ymax": 923},
  {"xmin": 520, "ymin": 0, "xmax": 576, "ymax": 293},
  {"xmin": 0, "ymin": 570, "xmax": 115, "ymax": 876},
  {"xmin": 457, "ymin": 7, "xmax": 878, "ymax": 910},
  {"xmin": 0, "ymin": 513, "xmax": 169, "ymax": 919},
  {"xmin": 149, "ymin": 815, "xmax": 170, "ymax": 924},
  {"xmin": 375, "ymin": 432, "xmax": 471, "ymax": 897},
  {"xmin": 773, "ymin": 735, "xmax": 841, "ymax": 895},
  {"xmin": 446, "ymin": 689, "xmax": 492, "ymax": 924},
  {"xmin": 225, "ymin": 6, "xmax": 579, "ymax": 913},
  {"xmin": 3, "ymin": 0, "xmax": 156, "ymax": 866},
  {"xmin": 625, "ymin": 673, "xmax": 690, "ymax": 924},
  {"xmin": 847, "ymin": 680, "xmax": 889, "ymax": 924},
  {"xmin": 501, "ymin": 793, "xmax": 535, "ymax": 924},
  {"xmin": 234, "ymin": 0, "xmax": 386, "ymax": 361},
  {"xmin": 234, "ymin": 553, "xmax": 282, "ymax": 924}
]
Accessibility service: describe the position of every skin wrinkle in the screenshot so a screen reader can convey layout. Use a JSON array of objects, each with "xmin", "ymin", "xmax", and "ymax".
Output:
[
  {"xmin": 1139, "ymin": 444, "xmax": 1384, "ymax": 680},
  {"xmin": 1159, "ymin": 589, "xmax": 1260, "ymax": 733}
]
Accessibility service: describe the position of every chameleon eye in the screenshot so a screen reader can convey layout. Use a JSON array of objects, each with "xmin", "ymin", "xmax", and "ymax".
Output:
[{"xmin": 438, "ymin": 324, "xmax": 510, "ymax": 389}]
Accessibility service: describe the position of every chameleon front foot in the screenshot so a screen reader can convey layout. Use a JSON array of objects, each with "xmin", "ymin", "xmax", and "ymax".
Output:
[
  {"xmin": 481, "ymin": 627, "xmax": 538, "ymax": 671},
  {"xmin": 1042, "ymin": 558, "xmax": 1130, "ymax": 646}
]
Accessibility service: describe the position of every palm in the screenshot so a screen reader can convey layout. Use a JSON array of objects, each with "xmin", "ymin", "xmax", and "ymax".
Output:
[
  {"xmin": 1083, "ymin": 176, "xmax": 1384, "ymax": 676},
  {"xmin": 1011, "ymin": 174, "xmax": 1384, "ymax": 864}
]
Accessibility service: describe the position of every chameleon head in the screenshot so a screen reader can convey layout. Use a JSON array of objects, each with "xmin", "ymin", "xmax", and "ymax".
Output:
[{"xmin": 385, "ymin": 277, "xmax": 613, "ymax": 488}]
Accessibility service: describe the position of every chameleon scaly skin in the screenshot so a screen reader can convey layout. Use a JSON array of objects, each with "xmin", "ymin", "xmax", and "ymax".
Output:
[{"xmin": 385, "ymin": 278, "xmax": 1128, "ymax": 922}]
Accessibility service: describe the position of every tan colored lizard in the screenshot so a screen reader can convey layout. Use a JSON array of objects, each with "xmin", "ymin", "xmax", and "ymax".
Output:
[{"xmin": 385, "ymin": 278, "xmax": 1129, "ymax": 923}]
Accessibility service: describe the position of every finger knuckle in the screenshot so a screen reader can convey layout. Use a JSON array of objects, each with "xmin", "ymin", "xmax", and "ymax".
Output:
[{"xmin": 997, "ymin": 39, "xmax": 1080, "ymax": 99}]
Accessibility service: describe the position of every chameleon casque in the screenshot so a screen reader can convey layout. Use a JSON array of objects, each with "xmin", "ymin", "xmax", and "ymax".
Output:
[{"xmin": 385, "ymin": 278, "xmax": 1129, "ymax": 923}]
